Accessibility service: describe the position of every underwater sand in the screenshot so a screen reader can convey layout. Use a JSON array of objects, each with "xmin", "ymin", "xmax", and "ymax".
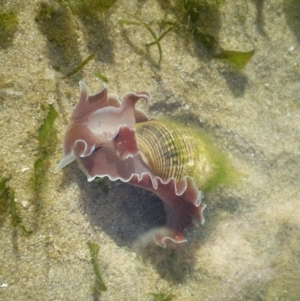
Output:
[{"xmin": 0, "ymin": 0, "xmax": 300, "ymax": 300}]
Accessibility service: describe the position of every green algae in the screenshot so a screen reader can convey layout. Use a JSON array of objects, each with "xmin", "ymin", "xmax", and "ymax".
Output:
[
  {"xmin": 32, "ymin": 156, "xmax": 51, "ymax": 192},
  {"xmin": 0, "ymin": 176, "xmax": 12, "ymax": 220},
  {"xmin": 0, "ymin": 175, "xmax": 32, "ymax": 234},
  {"xmin": 148, "ymin": 292, "xmax": 174, "ymax": 301},
  {"xmin": 87, "ymin": 242, "xmax": 107, "ymax": 295},
  {"xmin": 35, "ymin": 1, "xmax": 82, "ymax": 76},
  {"xmin": 121, "ymin": 7, "xmax": 225, "ymax": 66},
  {"xmin": 32, "ymin": 105, "xmax": 58, "ymax": 192},
  {"xmin": 58, "ymin": 0, "xmax": 117, "ymax": 16},
  {"xmin": 9, "ymin": 190, "xmax": 33, "ymax": 234},
  {"xmin": 200, "ymin": 138, "xmax": 240, "ymax": 193},
  {"xmin": 0, "ymin": 103, "xmax": 59, "ymax": 235},
  {"xmin": 95, "ymin": 71, "xmax": 109, "ymax": 83},
  {"xmin": 63, "ymin": 53, "xmax": 95, "ymax": 79},
  {"xmin": 119, "ymin": 1, "xmax": 254, "ymax": 68},
  {"xmin": 192, "ymin": 128, "xmax": 241, "ymax": 193},
  {"xmin": 215, "ymin": 49, "xmax": 255, "ymax": 69},
  {"xmin": 0, "ymin": 85, "xmax": 58, "ymax": 236},
  {"xmin": 93, "ymin": 178, "xmax": 110, "ymax": 194},
  {"xmin": 119, "ymin": 18, "xmax": 164, "ymax": 66},
  {"xmin": 0, "ymin": 10, "xmax": 18, "ymax": 49},
  {"xmin": 38, "ymin": 104, "xmax": 59, "ymax": 144}
]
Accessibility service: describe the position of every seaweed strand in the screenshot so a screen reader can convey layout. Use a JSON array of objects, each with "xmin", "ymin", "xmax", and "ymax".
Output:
[{"xmin": 63, "ymin": 53, "xmax": 95, "ymax": 78}]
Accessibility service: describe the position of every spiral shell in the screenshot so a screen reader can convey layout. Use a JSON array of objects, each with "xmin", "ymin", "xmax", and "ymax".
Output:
[{"xmin": 135, "ymin": 120, "xmax": 214, "ymax": 188}]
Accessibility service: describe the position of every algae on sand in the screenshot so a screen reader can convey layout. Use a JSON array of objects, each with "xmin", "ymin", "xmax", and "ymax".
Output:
[
  {"xmin": 88, "ymin": 242, "xmax": 107, "ymax": 295},
  {"xmin": 0, "ymin": 10, "xmax": 18, "ymax": 49}
]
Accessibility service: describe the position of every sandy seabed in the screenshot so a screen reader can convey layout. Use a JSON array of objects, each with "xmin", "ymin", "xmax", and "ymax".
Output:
[{"xmin": 0, "ymin": 0, "xmax": 300, "ymax": 300}]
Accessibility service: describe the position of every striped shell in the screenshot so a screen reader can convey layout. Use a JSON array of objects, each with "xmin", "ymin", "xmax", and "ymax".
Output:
[{"xmin": 135, "ymin": 120, "xmax": 214, "ymax": 188}]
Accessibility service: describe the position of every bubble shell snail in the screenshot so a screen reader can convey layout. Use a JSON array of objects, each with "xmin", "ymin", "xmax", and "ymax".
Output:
[{"xmin": 56, "ymin": 81, "xmax": 234, "ymax": 247}]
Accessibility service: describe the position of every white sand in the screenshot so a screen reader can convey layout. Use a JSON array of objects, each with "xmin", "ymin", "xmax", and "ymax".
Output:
[{"xmin": 0, "ymin": 0, "xmax": 299, "ymax": 300}]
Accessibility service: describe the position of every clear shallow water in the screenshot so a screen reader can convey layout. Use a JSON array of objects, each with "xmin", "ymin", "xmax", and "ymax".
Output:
[{"xmin": 1, "ymin": 1, "xmax": 300, "ymax": 300}]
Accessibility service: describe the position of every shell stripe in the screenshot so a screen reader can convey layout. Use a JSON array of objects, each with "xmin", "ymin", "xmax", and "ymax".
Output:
[{"xmin": 135, "ymin": 121, "xmax": 198, "ymax": 182}]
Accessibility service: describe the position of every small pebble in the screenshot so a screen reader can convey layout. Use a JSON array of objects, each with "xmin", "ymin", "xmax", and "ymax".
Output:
[{"xmin": 22, "ymin": 200, "xmax": 29, "ymax": 208}]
